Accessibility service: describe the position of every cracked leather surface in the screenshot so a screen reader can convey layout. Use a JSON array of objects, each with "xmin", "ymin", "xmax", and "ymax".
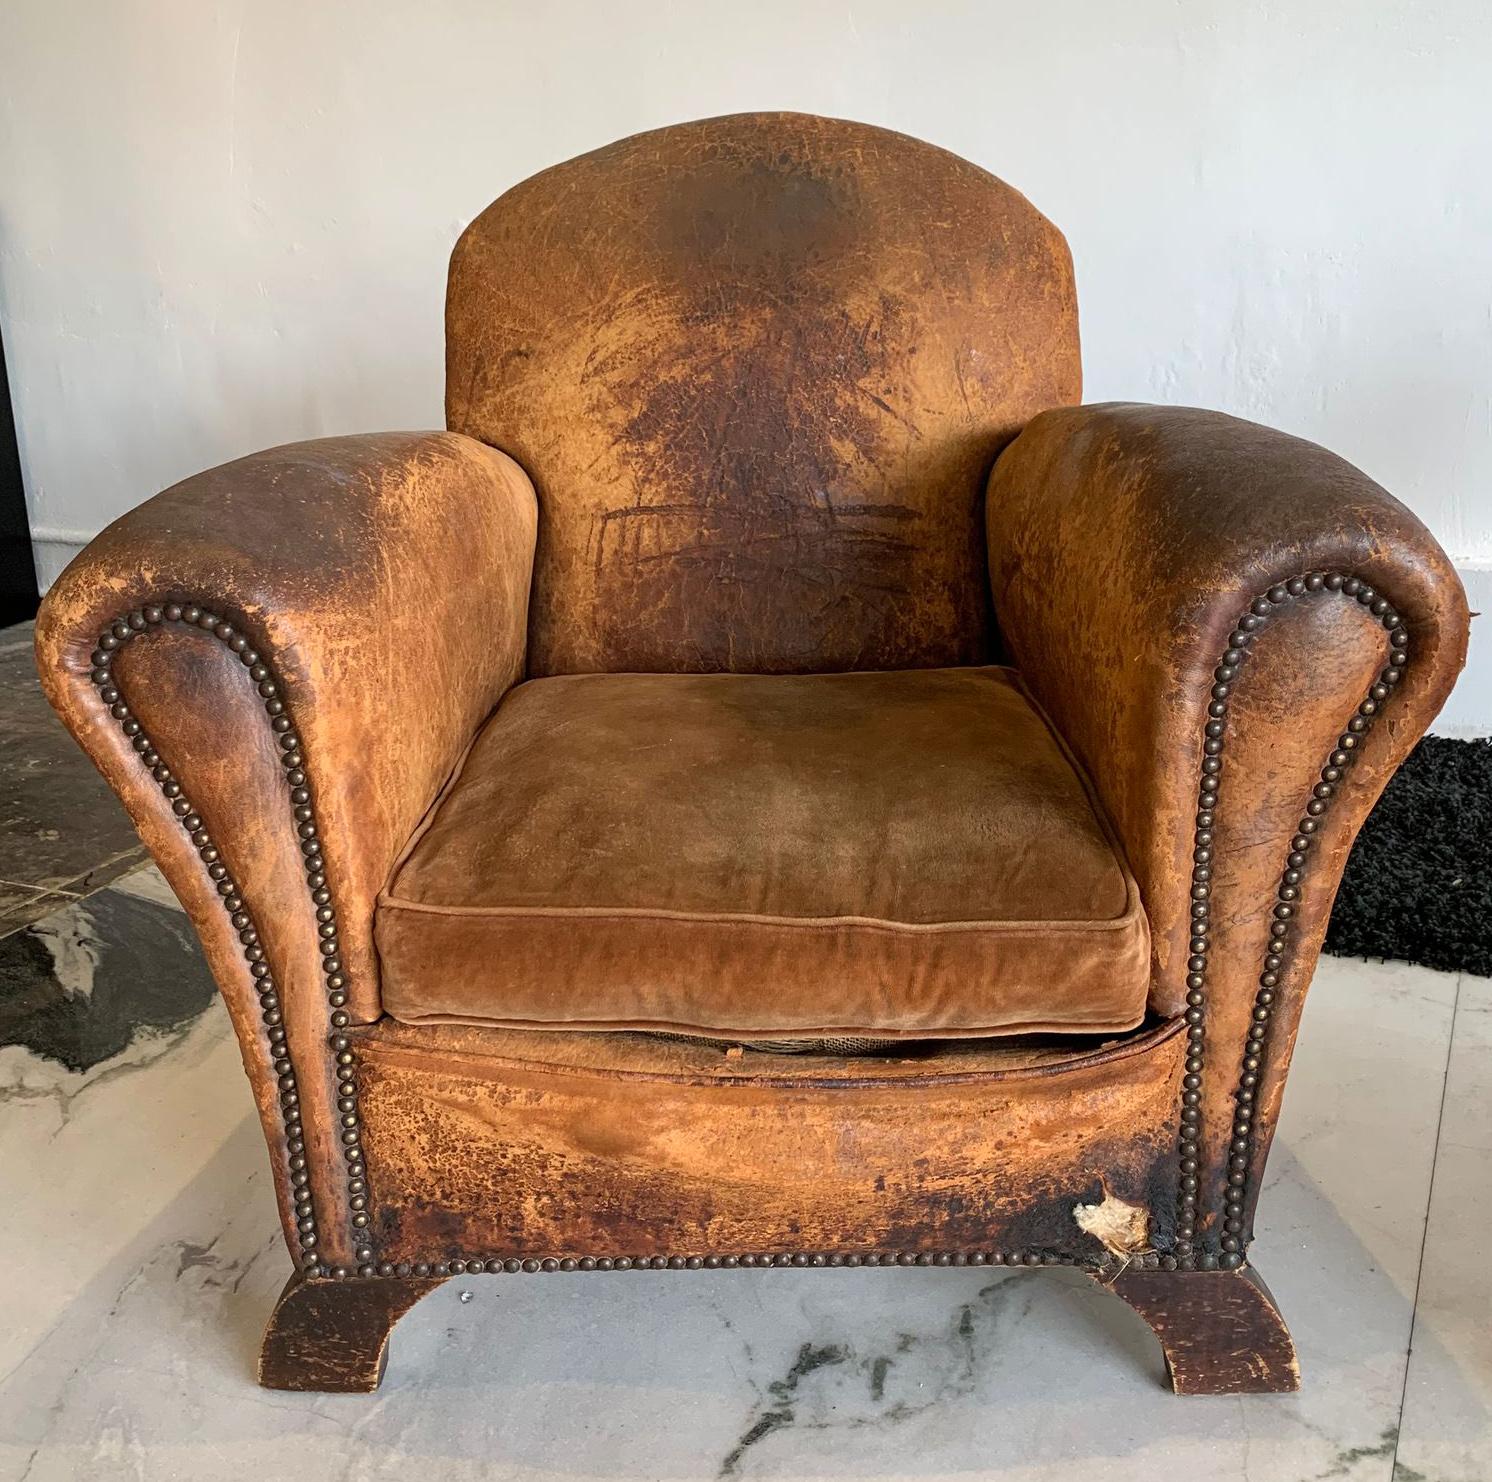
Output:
[
  {"xmin": 447, "ymin": 110, "xmax": 1080, "ymax": 676},
  {"xmin": 31, "ymin": 121, "xmax": 1473, "ymax": 1277}
]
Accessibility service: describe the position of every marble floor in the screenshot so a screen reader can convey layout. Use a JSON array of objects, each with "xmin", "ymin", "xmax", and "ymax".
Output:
[
  {"xmin": 1, "ymin": 618, "xmax": 1489, "ymax": 1480},
  {"xmin": 0, "ymin": 623, "xmax": 144, "ymax": 934}
]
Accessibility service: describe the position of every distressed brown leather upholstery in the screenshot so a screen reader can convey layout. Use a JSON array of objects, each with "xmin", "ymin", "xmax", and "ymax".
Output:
[
  {"xmin": 34, "ymin": 114, "xmax": 1473, "ymax": 1370},
  {"xmin": 35, "ymin": 434, "xmax": 537, "ymax": 1242},
  {"xmin": 987, "ymin": 404, "xmax": 1469, "ymax": 1018},
  {"xmin": 36, "ymin": 434, "xmax": 536, "ymax": 1029},
  {"xmin": 376, "ymin": 667, "xmax": 1150, "ymax": 1037},
  {"xmin": 448, "ymin": 111, "xmax": 1078, "ymax": 676}
]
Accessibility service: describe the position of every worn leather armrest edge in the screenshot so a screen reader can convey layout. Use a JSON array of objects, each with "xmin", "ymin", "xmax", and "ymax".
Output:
[
  {"xmin": 34, "ymin": 430, "xmax": 539, "ymax": 1026},
  {"xmin": 34, "ymin": 431, "xmax": 536, "ymax": 1271},
  {"xmin": 985, "ymin": 402, "xmax": 1471, "ymax": 1015}
]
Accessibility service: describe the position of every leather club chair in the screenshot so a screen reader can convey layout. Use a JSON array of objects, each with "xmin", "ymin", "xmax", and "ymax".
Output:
[{"xmin": 36, "ymin": 112, "xmax": 1470, "ymax": 1396}]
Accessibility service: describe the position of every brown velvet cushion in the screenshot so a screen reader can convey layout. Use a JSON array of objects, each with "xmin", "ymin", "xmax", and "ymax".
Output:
[{"xmin": 376, "ymin": 667, "xmax": 1149, "ymax": 1039}]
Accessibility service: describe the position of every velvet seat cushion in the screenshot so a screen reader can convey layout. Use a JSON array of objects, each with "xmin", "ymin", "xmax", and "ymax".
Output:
[{"xmin": 375, "ymin": 667, "xmax": 1150, "ymax": 1039}]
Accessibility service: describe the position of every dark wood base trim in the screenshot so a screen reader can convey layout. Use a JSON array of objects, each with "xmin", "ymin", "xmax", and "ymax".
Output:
[
  {"xmin": 258, "ymin": 1272, "xmax": 446, "ymax": 1392},
  {"xmin": 256, "ymin": 1260, "xmax": 1297, "ymax": 1395},
  {"xmin": 1097, "ymin": 1263, "xmax": 1300, "ymax": 1394}
]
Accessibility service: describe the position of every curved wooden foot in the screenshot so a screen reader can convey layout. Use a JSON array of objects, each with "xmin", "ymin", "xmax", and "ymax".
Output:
[
  {"xmin": 258, "ymin": 1273, "xmax": 447, "ymax": 1392},
  {"xmin": 1096, "ymin": 1264, "xmax": 1300, "ymax": 1395}
]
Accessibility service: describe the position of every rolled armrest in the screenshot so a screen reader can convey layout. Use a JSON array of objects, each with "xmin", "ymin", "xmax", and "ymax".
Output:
[
  {"xmin": 989, "ymin": 403, "xmax": 1468, "ymax": 1005},
  {"xmin": 987, "ymin": 403, "xmax": 1469, "ymax": 1259},
  {"xmin": 36, "ymin": 431, "xmax": 535, "ymax": 1272}
]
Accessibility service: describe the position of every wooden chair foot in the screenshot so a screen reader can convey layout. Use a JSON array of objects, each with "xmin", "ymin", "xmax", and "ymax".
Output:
[
  {"xmin": 258, "ymin": 1272, "xmax": 447, "ymax": 1392},
  {"xmin": 1096, "ymin": 1263, "xmax": 1300, "ymax": 1395}
]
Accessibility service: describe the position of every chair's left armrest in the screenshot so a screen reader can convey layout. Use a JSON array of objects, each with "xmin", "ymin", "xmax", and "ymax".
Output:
[
  {"xmin": 38, "ymin": 429, "xmax": 537, "ymax": 1021},
  {"xmin": 986, "ymin": 402, "xmax": 1469, "ymax": 1264},
  {"xmin": 36, "ymin": 431, "xmax": 535, "ymax": 1274}
]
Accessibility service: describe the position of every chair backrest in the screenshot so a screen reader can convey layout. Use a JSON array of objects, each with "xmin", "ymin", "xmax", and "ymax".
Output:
[{"xmin": 447, "ymin": 112, "xmax": 1080, "ymax": 676}]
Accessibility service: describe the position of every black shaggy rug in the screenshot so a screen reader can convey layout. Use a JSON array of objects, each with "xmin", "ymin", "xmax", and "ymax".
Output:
[{"xmin": 1325, "ymin": 735, "xmax": 1491, "ymax": 976}]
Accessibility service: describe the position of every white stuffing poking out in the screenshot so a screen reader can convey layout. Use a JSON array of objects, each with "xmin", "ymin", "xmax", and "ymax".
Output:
[{"xmin": 1073, "ymin": 1188, "xmax": 1151, "ymax": 1256}]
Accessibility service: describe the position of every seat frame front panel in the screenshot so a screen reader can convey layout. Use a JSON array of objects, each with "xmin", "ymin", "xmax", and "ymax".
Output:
[{"xmin": 348, "ymin": 1017, "xmax": 1186, "ymax": 1271}]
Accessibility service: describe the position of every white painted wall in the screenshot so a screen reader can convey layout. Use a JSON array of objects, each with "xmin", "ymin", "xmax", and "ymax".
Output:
[{"xmin": 2, "ymin": 0, "xmax": 1488, "ymax": 730}]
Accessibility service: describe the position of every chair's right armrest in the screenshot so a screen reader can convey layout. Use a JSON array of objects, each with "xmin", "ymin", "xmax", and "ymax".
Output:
[
  {"xmin": 35, "ymin": 431, "xmax": 536, "ymax": 1275},
  {"xmin": 985, "ymin": 403, "xmax": 1469, "ymax": 1268},
  {"xmin": 986, "ymin": 404, "xmax": 1469, "ymax": 1011}
]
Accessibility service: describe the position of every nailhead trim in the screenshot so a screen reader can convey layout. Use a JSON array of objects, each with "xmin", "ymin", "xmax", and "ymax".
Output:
[
  {"xmin": 88, "ymin": 602, "xmax": 366, "ymax": 1277},
  {"xmin": 1175, "ymin": 571, "xmax": 1410, "ymax": 1270},
  {"xmin": 361, "ymin": 1247, "xmax": 1140, "ymax": 1279},
  {"xmin": 84, "ymin": 599, "xmax": 1169, "ymax": 1286},
  {"xmin": 88, "ymin": 579, "xmax": 1407, "ymax": 1286}
]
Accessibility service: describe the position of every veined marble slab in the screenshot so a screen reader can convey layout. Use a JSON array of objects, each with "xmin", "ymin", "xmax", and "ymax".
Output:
[
  {"xmin": 0, "ymin": 622, "xmax": 145, "ymax": 913},
  {"xmin": 1394, "ymin": 972, "xmax": 1490, "ymax": 1482}
]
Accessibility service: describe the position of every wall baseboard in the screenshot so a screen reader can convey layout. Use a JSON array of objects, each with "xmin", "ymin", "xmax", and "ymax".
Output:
[
  {"xmin": 1434, "ymin": 560, "xmax": 1491, "ymax": 739},
  {"xmin": 29, "ymin": 530, "xmax": 87, "ymax": 592}
]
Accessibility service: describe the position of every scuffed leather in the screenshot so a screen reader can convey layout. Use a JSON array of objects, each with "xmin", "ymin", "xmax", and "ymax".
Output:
[
  {"xmin": 31, "ymin": 108, "xmax": 1476, "ymax": 1286},
  {"xmin": 987, "ymin": 404, "xmax": 1470, "ymax": 1248},
  {"xmin": 447, "ymin": 111, "xmax": 1080, "ymax": 676},
  {"xmin": 987, "ymin": 403, "xmax": 1469, "ymax": 1014},
  {"xmin": 37, "ymin": 431, "xmax": 537, "ymax": 1023},
  {"xmin": 35, "ymin": 433, "xmax": 536, "ymax": 1268},
  {"xmin": 376, "ymin": 667, "xmax": 1151, "ymax": 1037},
  {"xmin": 351, "ymin": 1016, "xmax": 1186, "ymax": 1261}
]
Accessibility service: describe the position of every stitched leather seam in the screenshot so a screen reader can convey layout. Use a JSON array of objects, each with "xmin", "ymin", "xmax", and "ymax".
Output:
[
  {"xmin": 373, "ymin": 894, "xmax": 1146, "ymax": 933},
  {"xmin": 383, "ymin": 1007, "xmax": 1149, "ymax": 1039},
  {"xmin": 353, "ymin": 1012, "xmax": 1184, "ymax": 1089}
]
